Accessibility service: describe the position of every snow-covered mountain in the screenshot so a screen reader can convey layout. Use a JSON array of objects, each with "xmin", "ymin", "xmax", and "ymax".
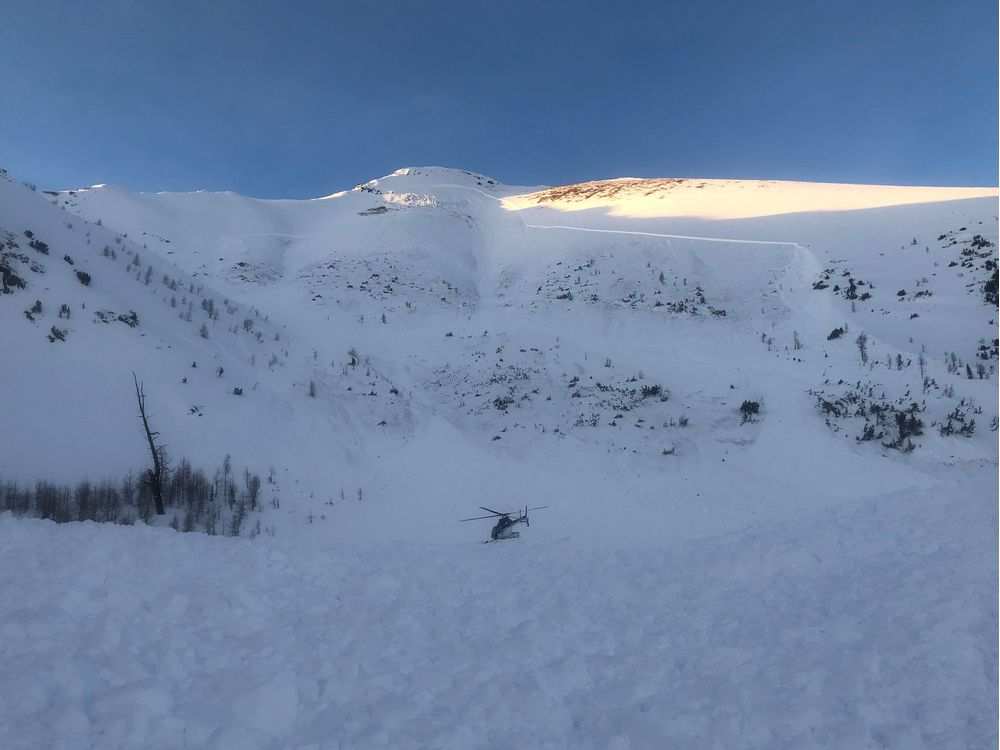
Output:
[
  {"xmin": 6, "ymin": 166, "xmax": 996, "ymax": 540},
  {"xmin": 1, "ymin": 165, "xmax": 997, "ymax": 748}
]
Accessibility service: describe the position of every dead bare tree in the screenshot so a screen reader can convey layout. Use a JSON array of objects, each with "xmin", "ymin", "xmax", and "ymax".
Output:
[{"xmin": 132, "ymin": 372, "xmax": 165, "ymax": 515}]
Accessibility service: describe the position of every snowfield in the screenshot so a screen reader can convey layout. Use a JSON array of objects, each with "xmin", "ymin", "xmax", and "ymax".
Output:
[
  {"xmin": 1, "ymin": 472, "xmax": 995, "ymax": 750},
  {"xmin": 1, "ymin": 165, "xmax": 997, "ymax": 748}
]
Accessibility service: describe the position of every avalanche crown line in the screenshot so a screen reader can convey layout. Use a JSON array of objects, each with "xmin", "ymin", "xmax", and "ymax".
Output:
[{"xmin": 522, "ymin": 224, "xmax": 803, "ymax": 247}]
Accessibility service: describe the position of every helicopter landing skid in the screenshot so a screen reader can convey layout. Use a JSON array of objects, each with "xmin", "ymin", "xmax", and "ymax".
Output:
[{"xmin": 483, "ymin": 532, "xmax": 520, "ymax": 543}]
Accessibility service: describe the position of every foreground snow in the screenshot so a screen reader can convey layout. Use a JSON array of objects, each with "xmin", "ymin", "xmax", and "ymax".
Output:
[{"xmin": 1, "ymin": 468, "xmax": 995, "ymax": 750}]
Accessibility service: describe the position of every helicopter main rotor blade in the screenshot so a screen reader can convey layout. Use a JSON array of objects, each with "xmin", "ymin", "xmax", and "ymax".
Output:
[{"xmin": 462, "ymin": 505, "xmax": 543, "ymax": 523}]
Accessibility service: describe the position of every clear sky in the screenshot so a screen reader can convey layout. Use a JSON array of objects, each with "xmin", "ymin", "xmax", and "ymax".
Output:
[{"xmin": 1, "ymin": 0, "xmax": 996, "ymax": 197}]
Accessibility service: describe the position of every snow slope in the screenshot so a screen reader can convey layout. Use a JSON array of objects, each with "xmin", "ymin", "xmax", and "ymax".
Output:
[
  {"xmin": 1, "ymin": 166, "xmax": 997, "ymax": 748},
  {"xmin": 503, "ymin": 176, "xmax": 998, "ymax": 219},
  {"xmin": 0, "ymin": 175, "xmax": 361, "ymax": 490}
]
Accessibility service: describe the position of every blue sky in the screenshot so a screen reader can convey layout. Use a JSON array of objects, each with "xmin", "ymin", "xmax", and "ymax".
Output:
[{"xmin": 1, "ymin": 0, "xmax": 996, "ymax": 196}]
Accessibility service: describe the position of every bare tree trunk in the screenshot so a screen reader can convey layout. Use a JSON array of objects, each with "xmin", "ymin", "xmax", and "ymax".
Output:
[{"xmin": 132, "ymin": 372, "xmax": 165, "ymax": 515}]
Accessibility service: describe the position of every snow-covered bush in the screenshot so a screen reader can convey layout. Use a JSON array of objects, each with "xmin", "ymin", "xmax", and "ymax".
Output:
[
  {"xmin": 739, "ymin": 400, "xmax": 760, "ymax": 424},
  {"xmin": 939, "ymin": 402, "xmax": 977, "ymax": 437},
  {"xmin": 0, "ymin": 254, "xmax": 26, "ymax": 293},
  {"xmin": 811, "ymin": 382, "xmax": 927, "ymax": 452}
]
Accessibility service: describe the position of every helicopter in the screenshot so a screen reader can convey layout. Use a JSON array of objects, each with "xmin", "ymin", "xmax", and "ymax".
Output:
[{"xmin": 460, "ymin": 505, "xmax": 547, "ymax": 541}]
